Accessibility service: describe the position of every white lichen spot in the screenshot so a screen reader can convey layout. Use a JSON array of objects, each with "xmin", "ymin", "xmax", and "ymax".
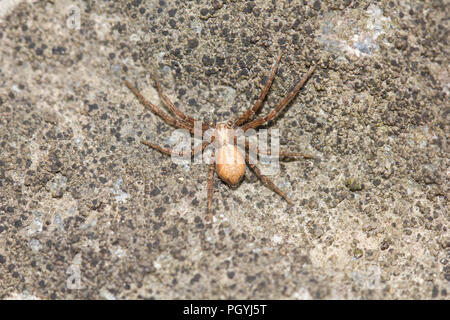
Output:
[
  {"xmin": 213, "ymin": 85, "xmax": 237, "ymax": 109},
  {"xmin": 99, "ymin": 287, "xmax": 116, "ymax": 300},
  {"xmin": 112, "ymin": 177, "xmax": 130, "ymax": 203},
  {"xmin": 54, "ymin": 213, "xmax": 63, "ymax": 230},
  {"xmin": 5, "ymin": 291, "xmax": 41, "ymax": 300},
  {"xmin": 153, "ymin": 260, "xmax": 162, "ymax": 270},
  {"xmin": 73, "ymin": 136, "xmax": 83, "ymax": 147},
  {"xmin": 11, "ymin": 84, "xmax": 22, "ymax": 93},
  {"xmin": 157, "ymin": 51, "xmax": 166, "ymax": 62},
  {"xmin": 29, "ymin": 239, "xmax": 41, "ymax": 252},
  {"xmin": 0, "ymin": 0, "xmax": 23, "ymax": 21},
  {"xmin": 129, "ymin": 33, "xmax": 140, "ymax": 42},
  {"xmin": 272, "ymin": 234, "xmax": 283, "ymax": 244},
  {"xmin": 68, "ymin": 205, "xmax": 78, "ymax": 216},
  {"xmin": 81, "ymin": 212, "xmax": 98, "ymax": 230},
  {"xmin": 27, "ymin": 217, "xmax": 43, "ymax": 236},
  {"xmin": 317, "ymin": 4, "xmax": 391, "ymax": 59},
  {"xmin": 113, "ymin": 246, "xmax": 126, "ymax": 259},
  {"xmin": 191, "ymin": 21, "xmax": 202, "ymax": 34},
  {"xmin": 293, "ymin": 287, "xmax": 312, "ymax": 300}
]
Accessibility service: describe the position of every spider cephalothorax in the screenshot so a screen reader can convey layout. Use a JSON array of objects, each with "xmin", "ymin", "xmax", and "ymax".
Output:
[{"xmin": 125, "ymin": 53, "xmax": 315, "ymax": 221}]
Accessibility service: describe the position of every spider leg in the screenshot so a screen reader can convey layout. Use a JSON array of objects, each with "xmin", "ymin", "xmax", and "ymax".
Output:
[
  {"xmin": 207, "ymin": 161, "xmax": 215, "ymax": 222},
  {"xmin": 245, "ymin": 154, "xmax": 293, "ymax": 206},
  {"xmin": 141, "ymin": 140, "xmax": 212, "ymax": 158},
  {"xmin": 141, "ymin": 141, "xmax": 173, "ymax": 155},
  {"xmin": 154, "ymin": 78, "xmax": 210, "ymax": 132},
  {"xmin": 125, "ymin": 80, "xmax": 195, "ymax": 133},
  {"xmin": 234, "ymin": 53, "xmax": 282, "ymax": 127},
  {"xmin": 241, "ymin": 65, "xmax": 315, "ymax": 131}
]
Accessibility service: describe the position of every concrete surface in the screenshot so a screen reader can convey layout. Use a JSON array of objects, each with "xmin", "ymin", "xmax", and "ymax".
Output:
[{"xmin": 0, "ymin": 0, "xmax": 448, "ymax": 299}]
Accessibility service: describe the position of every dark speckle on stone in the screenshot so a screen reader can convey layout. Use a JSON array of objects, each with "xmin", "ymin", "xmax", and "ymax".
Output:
[
  {"xmin": 88, "ymin": 103, "xmax": 98, "ymax": 112},
  {"xmin": 187, "ymin": 98, "xmax": 197, "ymax": 106},
  {"xmin": 168, "ymin": 19, "xmax": 176, "ymax": 28},
  {"xmin": 306, "ymin": 115, "xmax": 316, "ymax": 124},
  {"xmin": 168, "ymin": 9, "xmax": 177, "ymax": 17},
  {"xmin": 313, "ymin": 1, "xmax": 321, "ymax": 11},
  {"xmin": 131, "ymin": 0, "xmax": 142, "ymax": 7},
  {"xmin": 244, "ymin": 3, "xmax": 255, "ymax": 14},
  {"xmin": 202, "ymin": 55, "xmax": 214, "ymax": 66},
  {"xmin": 190, "ymin": 273, "xmax": 201, "ymax": 284},
  {"xmin": 150, "ymin": 187, "xmax": 161, "ymax": 196},
  {"xmin": 215, "ymin": 56, "xmax": 225, "ymax": 67},
  {"xmin": 188, "ymin": 39, "xmax": 199, "ymax": 49},
  {"xmin": 278, "ymin": 38, "xmax": 286, "ymax": 46},
  {"xmin": 380, "ymin": 240, "xmax": 390, "ymax": 251},
  {"xmin": 431, "ymin": 285, "xmax": 438, "ymax": 298},
  {"xmin": 154, "ymin": 207, "xmax": 165, "ymax": 217},
  {"xmin": 205, "ymin": 69, "xmax": 216, "ymax": 76},
  {"xmin": 239, "ymin": 68, "xmax": 249, "ymax": 77},
  {"xmin": 52, "ymin": 46, "xmax": 66, "ymax": 55}
]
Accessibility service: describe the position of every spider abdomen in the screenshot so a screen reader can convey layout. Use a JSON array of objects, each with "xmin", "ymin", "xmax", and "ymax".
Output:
[{"xmin": 216, "ymin": 144, "xmax": 246, "ymax": 186}]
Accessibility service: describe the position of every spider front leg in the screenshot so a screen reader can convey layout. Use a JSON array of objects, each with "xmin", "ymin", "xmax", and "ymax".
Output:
[
  {"xmin": 242, "ymin": 65, "xmax": 315, "ymax": 131},
  {"xmin": 125, "ymin": 80, "xmax": 194, "ymax": 133},
  {"xmin": 153, "ymin": 78, "xmax": 212, "ymax": 132},
  {"xmin": 234, "ymin": 53, "xmax": 282, "ymax": 127},
  {"xmin": 153, "ymin": 78, "xmax": 197, "ymax": 126}
]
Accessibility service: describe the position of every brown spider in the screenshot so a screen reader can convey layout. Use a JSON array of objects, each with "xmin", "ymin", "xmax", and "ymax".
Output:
[{"xmin": 125, "ymin": 53, "xmax": 315, "ymax": 221}]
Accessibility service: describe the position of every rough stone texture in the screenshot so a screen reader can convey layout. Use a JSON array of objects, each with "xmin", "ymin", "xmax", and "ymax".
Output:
[{"xmin": 0, "ymin": 0, "xmax": 448, "ymax": 299}]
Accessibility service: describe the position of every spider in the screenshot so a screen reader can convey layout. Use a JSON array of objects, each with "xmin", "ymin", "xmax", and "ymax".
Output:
[{"xmin": 125, "ymin": 52, "xmax": 315, "ymax": 221}]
